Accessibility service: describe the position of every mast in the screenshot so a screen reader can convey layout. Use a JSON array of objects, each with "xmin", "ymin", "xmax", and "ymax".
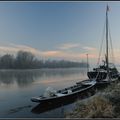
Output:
[
  {"xmin": 86, "ymin": 54, "xmax": 89, "ymax": 72},
  {"xmin": 106, "ymin": 5, "xmax": 110, "ymax": 81}
]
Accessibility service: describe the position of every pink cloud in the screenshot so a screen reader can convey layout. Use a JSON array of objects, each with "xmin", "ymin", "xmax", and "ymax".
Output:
[
  {"xmin": 41, "ymin": 51, "xmax": 61, "ymax": 57},
  {"xmin": 83, "ymin": 46, "xmax": 96, "ymax": 51},
  {"xmin": 58, "ymin": 43, "xmax": 80, "ymax": 50}
]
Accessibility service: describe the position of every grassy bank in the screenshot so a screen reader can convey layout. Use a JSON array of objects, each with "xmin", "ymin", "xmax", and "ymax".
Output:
[{"xmin": 66, "ymin": 82, "xmax": 120, "ymax": 118}]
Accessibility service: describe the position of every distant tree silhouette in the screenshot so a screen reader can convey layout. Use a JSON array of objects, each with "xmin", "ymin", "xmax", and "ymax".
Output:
[
  {"xmin": 15, "ymin": 51, "xmax": 35, "ymax": 69},
  {"xmin": 0, "ymin": 54, "xmax": 14, "ymax": 69},
  {"xmin": 0, "ymin": 51, "xmax": 88, "ymax": 69}
]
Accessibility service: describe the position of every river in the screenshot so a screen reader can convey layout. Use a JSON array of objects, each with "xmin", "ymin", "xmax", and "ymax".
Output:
[{"xmin": 0, "ymin": 68, "xmax": 88, "ymax": 118}]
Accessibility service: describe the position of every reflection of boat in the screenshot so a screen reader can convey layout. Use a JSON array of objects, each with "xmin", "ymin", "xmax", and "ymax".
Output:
[
  {"xmin": 31, "ymin": 99, "xmax": 75, "ymax": 114},
  {"xmin": 87, "ymin": 5, "xmax": 120, "ymax": 86},
  {"xmin": 31, "ymin": 80, "xmax": 96, "ymax": 104},
  {"xmin": 31, "ymin": 88, "xmax": 95, "ymax": 114}
]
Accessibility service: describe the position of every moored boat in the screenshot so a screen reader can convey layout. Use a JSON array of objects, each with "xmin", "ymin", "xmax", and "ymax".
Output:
[
  {"xmin": 87, "ymin": 5, "xmax": 120, "ymax": 86},
  {"xmin": 31, "ymin": 80, "xmax": 96, "ymax": 104},
  {"xmin": 87, "ymin": 63, "xmax": 119, "ymax": 86}
]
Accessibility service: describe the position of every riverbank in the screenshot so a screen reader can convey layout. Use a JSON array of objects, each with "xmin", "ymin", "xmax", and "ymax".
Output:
[{"xmin": 66, "ymin": 82, "xmax": 120, "ymax": 118}]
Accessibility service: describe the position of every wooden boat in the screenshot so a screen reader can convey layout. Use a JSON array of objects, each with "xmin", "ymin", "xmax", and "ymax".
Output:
[
  {"xmin": 87, "ymin": 63, "xmax": 119, "ymax": 85},
  {"xmin": 87, "ymin": 5, "xmax": 120, "ymax": 86},
  {"xmin": 31, "ymin": 87, "xmax": 96, "ymax": 114},
  {"xmin": 31, "ymin": 80, "xmax": 96, "ymax": 104}
]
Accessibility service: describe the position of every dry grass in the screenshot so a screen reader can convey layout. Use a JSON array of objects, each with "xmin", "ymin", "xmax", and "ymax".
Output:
[
  {"xmin": 66, "ymin": 81, "xmax": 120, "ymax": 118},
  {"xmin": 66, "ymin": 83, "xmax": 120, "ymax": 118},
  {"xmin": 103, "ymin": 82, "xmax": 120, "ymax": 117},
  {"xmin": 66, "ymin": 95, "xmax": 114, "ymax": 118}
]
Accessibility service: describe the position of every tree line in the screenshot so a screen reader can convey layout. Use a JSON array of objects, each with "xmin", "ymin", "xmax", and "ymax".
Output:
[{"xmin": 0, "ymin": 51, "xmax": 88, "ymax": 69}]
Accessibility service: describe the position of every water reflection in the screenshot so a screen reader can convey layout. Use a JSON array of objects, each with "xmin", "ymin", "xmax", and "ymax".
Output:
[
  {"xmin": 0, "ymin": 68, "xmax": 88, "ymax": 118},
  {"xmin": 0, "ymin": 68, "xmax": 87, "ymax": 88},
  {"xmin": 7, "ymin": 105, "xmax": 32, "ymax": 115},
  {"xmin": 0, "ymin": 70, "xmax": 35, "ymax": 87},
  {"xmin": 31, "ymin": 99, "xmax": 74, "ymax": 114}
]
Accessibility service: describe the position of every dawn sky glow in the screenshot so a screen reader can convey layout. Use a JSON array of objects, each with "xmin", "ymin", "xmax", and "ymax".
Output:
[{"xmin": 0, "ymin": 1, "xmax": 120, "ymax": 66}]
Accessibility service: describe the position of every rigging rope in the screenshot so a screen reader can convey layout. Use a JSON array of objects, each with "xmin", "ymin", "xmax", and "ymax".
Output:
[
  {"xmin": 97, "ymin": 20, "xmax": 106, "ymax": 67},
  {"xmin": 108, "ymin": 20, "xmax": 115, "ymax": 65},
  {"xmin": 93, "ymin": 20, "xmax": 106, "ymax": 81},
  {"xmin": 96, "ymin": 16, "xmax": 115, "ymax": 67}
]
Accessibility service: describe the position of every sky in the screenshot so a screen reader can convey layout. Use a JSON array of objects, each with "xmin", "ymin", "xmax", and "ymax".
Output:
[{"xmin": 0, "ymin": 1, "xmax": 120, "ymax": 66}]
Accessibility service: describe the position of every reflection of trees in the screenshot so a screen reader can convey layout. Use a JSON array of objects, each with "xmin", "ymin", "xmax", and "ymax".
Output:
[
  {"xmin": 0, "ymin": 70, "xmax": 42, "ymax": 87},
  {"xmin": 14, "ymin": 72, "xmax": 35, "ymax": 87},
  {"xmin": 0, "ymin": 68, "xmax": 87, "ymax": 87},
  {"xmin": 0, "ymin": 71, "xmax": 15, "ymax": 85}
]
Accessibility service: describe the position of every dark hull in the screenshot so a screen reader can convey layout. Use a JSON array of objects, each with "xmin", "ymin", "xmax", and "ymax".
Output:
[
  {"xmin": 87, "ymin": 71, "xmax": 119, "ymax": 81},
  {"xmin": 31, "ymin": 84, "xmax": 96, "ymax": 104},
  {"xmin": 87, "ymin": 70, "xmax": 119, "ymax": 88},
  {"xmin": 87, "ymin": 71, "xmax": 107, "ymax": 80},
  {"xmin": 31, "ymin": 89, "xmax": 95, "ymax": 114}
]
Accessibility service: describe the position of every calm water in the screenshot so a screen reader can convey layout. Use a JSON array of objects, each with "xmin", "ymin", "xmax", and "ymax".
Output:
[{"xmin": 0, "ymin": 68, "xmax": 88, "ymax": 118}]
